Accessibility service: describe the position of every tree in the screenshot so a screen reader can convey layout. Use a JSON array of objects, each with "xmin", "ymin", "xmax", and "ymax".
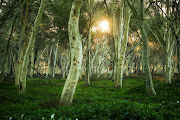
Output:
[
  {"xmin": 19, "ymin": 0, "xmax": 46, "ymax": 93},
  {"xmin": 111, "ymin": 0, "xmax": 132, "ymax": 88},
  {"xmin": 85, "ymin": 0, "xmax": 94, "ymax": 85},
  {"xmin": 0, "ymin": 0, "xmax": 27, "ymax": 83},
  {"xmin": 146, "ymin": 0, "xmax": 179, "ymax": 83},
  {"xmin": 127, "ymin": 0, "xmax": 156, "ymax": 95},
  {"xmin": 60, "ymin": 0, "xmax": 83, "ymax": 106}
]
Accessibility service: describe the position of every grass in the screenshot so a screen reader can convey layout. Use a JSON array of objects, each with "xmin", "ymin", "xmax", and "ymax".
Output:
[{"xmin": 0, "ymin": 75, "xmax": 179, "ymax": 120}]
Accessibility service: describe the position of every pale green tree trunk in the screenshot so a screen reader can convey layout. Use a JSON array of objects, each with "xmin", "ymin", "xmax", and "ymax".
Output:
[
  {"xmin": 15, "ymin": 0, "xmax": 29, "ymax": 86},
  {"xmin": 139, "ymin": 0, "xmax": 156, "ymax": 95},
  {"xmin": 30, "ymin": 51, "xmax": 35, "ymax": 77},
  {"xmin": 178, "ymin": 42, "xmax": 180, "ymax": 76},
  {"xmin": 91, "ymin": 43, "xmax": 99, "ymax": 77},
  {"xmin": 85, "ymin": 0, "xmax": 93, "ymax": 85},
  {"xmin": 9, "ymin": 0, "xmax": 32, "ymax": 86},
  {"xmin": 127, "ymin": 0, "xmax": 156, "ymax": 95},
  {"xmin": 35, "ymin": 45, "xmax": 49, "ymax": 65},
  {"xmin": 125, "ymin": 52, "xmax": 136, "ymax": 76},
  {"xmin": 19, "ymin": 0, "xmax": 46, "ymax": 93},
  {"xmin": 11, "ymin": 48, "xmax": 20, "ymax": 85},
  {"xmin": 140, "ymin": 26, "xmax": 156, "ymax": 95},
  {"xmin": 60, "ymin": 0, "xmax": 83, "ymax": 106},
  {"xmin": 147, "ymin": 0, "xmax": 176, "ymax": 83},
  {"xmin": 165, "ymin": 1, "xmax": 174, "ymax": 83},
  {"xmin": 46, "ymin": 45, "xmax": 53, "ymax": 78},
  {"xmin": 125, "ymin": 55, "xmax": 131, "ymax": 76},
  {"xmin": 118, "ymin": 6, "xmax": 131, "ymax": 87},
  {"xmin": 165, "ymin": 38, "xmax": 173, "ymax": 83},
  {"xmin": 171, "ymin": 57, "xmax": 177, "ymax": 78},
  {"xmin": 63, "ymin": 59, "xmax": 70, "ymax": 79},
  {"xmin": 97, "ymin": 56, "xmax": 105, "ymax": 76},
  {"xmin": 111, "ymin": 0, "xmax": 118, "ymax": 85},
  {"xmin": 116, "ymin": 0, "xmax": 124, "ymax": 87},
  {"xmin": 16, "ymin": 43, "xmax": 27, "ymax": 86},
  {"xmin": 112, "ymin": 0, "xmax": 130, "ymax": 88},
  {"xmin": 52, "ymin": 42, "xmax": 59, "ymax": 78}
]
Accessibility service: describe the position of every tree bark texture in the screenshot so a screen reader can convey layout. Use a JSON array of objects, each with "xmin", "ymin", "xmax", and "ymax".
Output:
[
  {"xmin": 117, "ymin": 6, "xmax": 131, "ymax": 87},
  {"xmin": 19, "ymin": 0, "xmax": 46, "ymax": 93},
  {"xmin": 52, "ymin": 42, "xmax": 59, "ymax": 78},
  {"xmin": 112, "ymin": 0, "xmax": 131, "ymax": 88},
  {"xmin": 140, "ymin": 0, "xmax": 156, "ymax": 95},
  {"xmin": 46, "ymin": 45, "xmax": 53, "ymax": 78},
  {"xmin": 30, "ymin": 51, "xmax": 35, "ymax": 77},
  {"xmin": 60, "ymin": 0, "xmax": 83, "ymax": 106},
  {"xmin": 85, "ymin": 0, "xmax": 93, "ymax": 85}
]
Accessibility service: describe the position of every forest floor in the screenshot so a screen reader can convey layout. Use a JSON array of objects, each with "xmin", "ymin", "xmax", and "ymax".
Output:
[{"xmin": 0, "ymin": 74, "xmax": 179, "ymax": 120}]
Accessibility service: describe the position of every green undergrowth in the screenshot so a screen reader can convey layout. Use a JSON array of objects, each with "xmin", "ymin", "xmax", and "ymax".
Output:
[{"xmin": 0, "ymin": 75, "xmax": 179, "ymax": 119}]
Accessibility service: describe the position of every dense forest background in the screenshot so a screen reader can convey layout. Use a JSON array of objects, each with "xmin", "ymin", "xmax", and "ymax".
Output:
[{"xmin": 0, "ymin": 0, "xmax": 179, "ymax": 119}]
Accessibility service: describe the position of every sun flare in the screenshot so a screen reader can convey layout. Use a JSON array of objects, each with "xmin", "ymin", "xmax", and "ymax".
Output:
[
  {"xmin": 99, "ymin": 20, "xmax": 110, "ymax": 32},
  {"xmin": 92, "ymin": 20, "xmax": 110, "ymax": 32}
]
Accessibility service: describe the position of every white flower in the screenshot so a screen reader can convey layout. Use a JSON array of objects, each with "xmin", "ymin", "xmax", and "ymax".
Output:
[
  {"xmin": 51, "ymin": 113, "xmax": 55, "ymax": 119},
  {"xmin": 162, "ymin": 101, "xmax": 165, "ymax": 103},
  {"xmin": 42, "ymin": 117, "xmax": 45, "ymax": 120},
  {"xmin": 75, "ymin": 118, "xmax": 78, "ymax": 120},
  {"xmin": 177, "ymin": 100, "xmax": 179, "ymax": 103},
  {"xmin": 21, "ymin": 114, "xmax": 24, "ymax": 118},
  {"xmin": 9, "ymin": 117, "xmax": 12, "ymax": 120}
]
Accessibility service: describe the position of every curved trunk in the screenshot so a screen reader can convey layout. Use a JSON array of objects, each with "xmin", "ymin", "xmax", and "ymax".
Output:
[
  {"xmin": 165, "ymin": 52, "xmax": 173, "ymax": 83},
  {"xmin": 30, "ymin": 51, "xmax": 35, "ymax": 77},
  {"xmin": 140, "ymin": 26, "xmax": 156, "ymax": 95},
  {"xmin": 46, "ymin": 45, "xmax": 53, "ymax": 78},
  {"xmin": 140, "ymin": 0, "xmax": 156, "ymax": 96},
  {"xmin": 60, "ymin": 0, "xmax": 83, "ymax": 106},
  {"xmin": 111, "ymin": 0, "xmax": 118, "ymax": 85},
  {"xmin": 52, "ymin": 42, "xmax": 59, "ymax": 78},
  {"xmin": 165, "ymin": 29, "xmax": 174, "ymax": 83},
  {"xmin": 19, "ymin": 0, "xmax": 46, "ymax": 93},
  {"xmin": 118, "ymin": 7, "xmax": 131, "ymax": 87},
  {"xmin": 85, "ymin": 0, "xmax": 93, "ymax": 85}
]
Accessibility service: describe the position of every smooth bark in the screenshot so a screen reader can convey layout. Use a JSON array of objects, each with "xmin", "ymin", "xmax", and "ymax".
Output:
[
  {"xmin": 60, "ymin": 0, "xmax": 83, "ymax": 106},
  {"xmin": 85, "ymin": 0, "xmax": 94, "ymax": 85},
  {"xmin": 52, "ymin": 42, "xmax": 59, "ymax": 78},
  {"xmin": 117, "ymin": 6, "xmax": 131, "ymax": 87},
  {"xmin": 139, "ymin": 0, "xmax": 156, "ymax": 95},
  {"xmin": 19, "ymin": 0, "xmax": 46, "ymax": 93},
  {"xmin": 46, "ymin": 45, "xmax": 53, "ymax": 78}
]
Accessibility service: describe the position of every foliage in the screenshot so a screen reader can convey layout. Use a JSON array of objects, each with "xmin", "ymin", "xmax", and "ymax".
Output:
[{"xmin": 0, "ymin": 76, "xmax": 179, "ymax": 119}]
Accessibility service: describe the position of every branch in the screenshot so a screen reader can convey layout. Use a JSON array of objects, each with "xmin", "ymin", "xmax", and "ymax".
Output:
[
  {"xmin": 126, "ymin": 0, "xmax": 138, "ymax": 18},
  {"xmin": 144, "ymin": 21, "xmax": 164, "ymax": 49},
  {"xmin": 0, "ymin": 0, "xmax": 28, "ymax": 43},
  {"xmin": 30, "ymin": 65, "xmax": 61, "ymax": 86}
]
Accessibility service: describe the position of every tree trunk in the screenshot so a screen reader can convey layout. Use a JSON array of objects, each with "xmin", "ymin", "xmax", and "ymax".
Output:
[
  {"xmin": 111, "ymin": 0, "xmax": 125, "ymax": 88},
  {"xmin": 165, "ymin": 52, "xmax": 173, "ymax": 83},
  {"xmin": 177, "ymin": 43, "xmax": 180, "ymax": 76},
  {"xmin": 15, "ymin": 0, "xmax": 29, "ymax": 86},
  {"xmin": 91, "ymin": 44, "xmax": 99, "ymax": 78},
  {"xmin": 52, "ymin": 42, "xmax": 59, "ymax": 78},
  {"xmin": 63, "ymin": 59, "xmax": 70, "ymax": 79},
  {"xmin": 111, "ymin": 0, "xmax": 118, "ymax": 86},
  {"xmin": 60, "ymin": 0, "xmax": 83, "ymax": 106},
  {"xmin": 139, "ymin": 0, "xmax": 156, "ymax": 95},
  {"xmin": 85, "ymin": 0, "xmax": 93, "ymax": 85},
  {"xmin": 165, "ymin": 29, "xmax": 174, "ymax": 83},
  {"xmin": 30, "ymin": 51, "xmax": 35, "ymax": 77},
  {"xmin": 117, "ymin": 6, "xmax": 131, "ymax": 87},
  {"xmin": 19, "ymin": 0, "xmax": 46, "ymax": 94},
  {"xmin": 46, "ymin": 45, "xmax": 53, "ymax": 78}
]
